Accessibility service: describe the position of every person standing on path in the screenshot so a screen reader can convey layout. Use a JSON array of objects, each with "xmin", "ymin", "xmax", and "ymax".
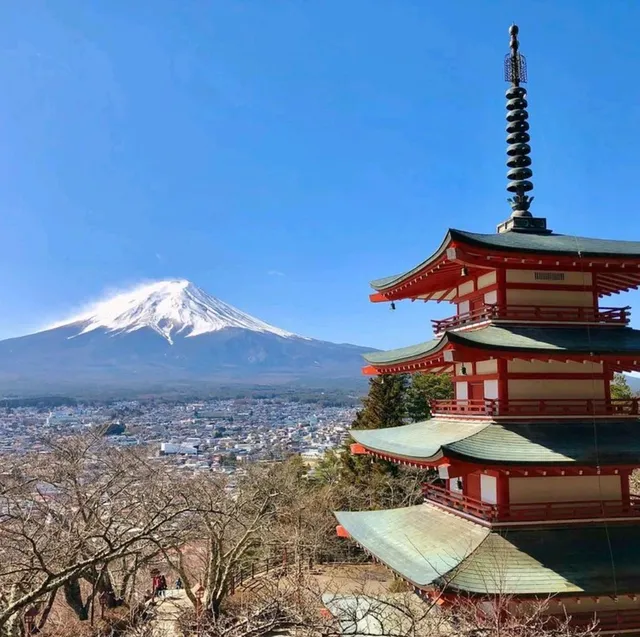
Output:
[
  {"xmin": 152, "ymin": 575, "xmax": 161, "ymax": 599},
  {"xmin": 159, "ymin": 574, "xmax": 167, "ymax": 598}
]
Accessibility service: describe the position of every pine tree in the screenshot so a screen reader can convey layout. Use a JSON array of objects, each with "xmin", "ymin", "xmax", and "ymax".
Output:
[
  {"xmin": 611, "ymin": 373, "xmax": 634, "ymax": 399},
  {"xmin": 354, "ymin": 374, "xmax": 409, "ymax": 430},
  {"xmin": 338, "ymin": 374, "xmax": 408, "ymax": 483},
  {"xmin": 406, "ymin": 373, "xmax": 454, "ymax": 421}
]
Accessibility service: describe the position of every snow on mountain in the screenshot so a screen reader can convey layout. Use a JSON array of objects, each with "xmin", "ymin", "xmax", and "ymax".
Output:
[
  {"xmin": 0, "ymin": 279, "xmax": 372, "ymax": 395},
  {"xmin": 50, "ymin": 279, "xmax": 303, "ymax": 344}
]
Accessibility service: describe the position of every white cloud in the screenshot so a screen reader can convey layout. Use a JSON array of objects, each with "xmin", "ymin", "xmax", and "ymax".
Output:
[
  {"xmin": 42, "ymin": 278, "xmax": 179, "ymax": 332},
  {"xmin": 267, "ymin": 270, "xmax": 285, "ymax": 277}
]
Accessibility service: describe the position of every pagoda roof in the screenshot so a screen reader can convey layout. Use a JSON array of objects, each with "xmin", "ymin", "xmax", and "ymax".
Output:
[
  {"xmin": 371, "ymin": 228, "xmax": 640, "ymax": 294},
  {"xmin": 455, "ymin": 229, "xmax": 640, "ymax": 258},
  {"xmin": 335, "ymin": 503, "xmax": 640, "ymax": 595},
  {"xmin": 350, "ymin": 419, "xmax": 640, "ymax": 465},
  {"xmin": 363, "ymin": 325, "xmax": 640, "ymax": 368}
]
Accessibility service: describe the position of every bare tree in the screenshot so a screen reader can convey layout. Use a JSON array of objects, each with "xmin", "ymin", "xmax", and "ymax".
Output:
[
  {"xmin": 159, "ymin": 465, "xmax": 282, "ymax": 619},
  {"xmin": 0, "ymin": 435, "xmax": 191, "ymax": 636}
]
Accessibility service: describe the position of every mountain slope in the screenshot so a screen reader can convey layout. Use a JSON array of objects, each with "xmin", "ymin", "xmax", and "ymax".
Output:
[
  {"xmin": 0, "ymin": 281, "xmax": 371, "ymax": 395},
  {"xmin": 49, "ymin": 279, "xmax": 300, "ymax": 343}
]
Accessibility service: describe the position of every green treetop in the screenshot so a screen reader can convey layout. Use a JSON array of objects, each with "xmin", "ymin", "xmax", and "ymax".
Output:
[
  {"xmin": 406, "ymin": 373, "xmax": 454, "ymax": 422},
  {"xmin": 611, "ymin": 373, "xmax": 634, "ymax": 400},
  {"xmin": 353, "ymin": 374, "xmax": 409, "ymax": 430}
]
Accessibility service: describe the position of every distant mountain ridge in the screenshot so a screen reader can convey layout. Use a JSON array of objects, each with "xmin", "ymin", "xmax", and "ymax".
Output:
[
  {"xmin": 0, "ymin": 280, "xmax": 372, "ymax": 396},
  {"xmin": 626, "ymin": 374, "xmax": 640, "ymax": 394}
]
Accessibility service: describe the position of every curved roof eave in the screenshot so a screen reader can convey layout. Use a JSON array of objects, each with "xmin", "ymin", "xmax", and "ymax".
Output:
[
  {"xmin": 369, "ymin": 228, "xmax": 640, "ymax": 295},
  {"xmin": 350, "ymin": 420, "xmax": 490, "ymax": 462},
  {"xmin": 351, "ymin": 420, "xmax": 640, "ymax": 466},
  {"xmin": 363, "ymin": 334, "xmax": 448, "ymax": 366},
  {"xmin": 365, "ymin": 326, "xmax": 640, "ymax": 369},
  {"xmin": 369, "ymin": 231, "xmax": 454, "ymax": 292},
  {"xmin": 335, "ymin": 505, "xmax": 640, "ymax": 595}
]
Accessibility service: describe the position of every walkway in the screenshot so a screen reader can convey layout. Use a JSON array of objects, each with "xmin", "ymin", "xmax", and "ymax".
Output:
[{"xmin": 149, "ymin": 589, "xmax": 191, "ymax": 637}]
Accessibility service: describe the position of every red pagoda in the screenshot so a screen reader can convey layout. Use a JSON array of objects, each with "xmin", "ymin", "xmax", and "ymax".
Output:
[{"xmin": 335, "ymin": 25, "xmax": 640, "ymax": 635}]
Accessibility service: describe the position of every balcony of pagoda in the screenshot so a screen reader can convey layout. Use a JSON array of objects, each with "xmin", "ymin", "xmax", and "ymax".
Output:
[
  {"xmin": 431, "ymin": 304, "xmax": 630, "ymax": 335},
  {"xmin": 422, "ymin": 483, "xmax": 640, "ymax": 525},
  {"xmin": 430, "ymin": 398, "xmax": 640, "ymax": 419}
]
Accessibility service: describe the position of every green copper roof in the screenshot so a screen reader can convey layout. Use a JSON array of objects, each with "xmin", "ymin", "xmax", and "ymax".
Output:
[
  {"xmin": 350, "ymin": 420, "xmax": 488, "ymax": 462},
  {"xmin": 364, "ymin": 337, "xmax": 442, "ymax": 365},
  {"xmin": 370, "ymin": 229, "xmax": 640, "ymax": 292},
  {"xmin": 335, "ymin": 505, "xmax": 489, "ymax": 588},
  {"xmin": 452, "ymin": 229, "xmax": 640, "ymax": 258},
  {"xmin": 351, "ymin": 419, "xmax": 640, "ymax": 465},
  {"xmin": 364, "ymin": 325, "xmax": 640, "ymax": 366},
  {"xmin": 448, "ymin": 420, "xmax": 640, "ymax": 464},
  {"xmin": 336, "ymin": 503, "xmax": 640, "ymax": 595},
  {"xmin": 450, "ymin": 325, "xmax": 640, "ymax": 353}
]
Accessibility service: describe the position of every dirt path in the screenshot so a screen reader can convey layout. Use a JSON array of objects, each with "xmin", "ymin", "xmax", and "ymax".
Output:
[{"xmin": 150, "ymin": 589, "xmax": 191, "ymax": 637}]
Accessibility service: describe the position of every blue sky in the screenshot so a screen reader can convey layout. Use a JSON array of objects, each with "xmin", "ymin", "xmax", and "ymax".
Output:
[{"xmin": 1, "ymin": 1, "xmax": 640, "ymax": 349}]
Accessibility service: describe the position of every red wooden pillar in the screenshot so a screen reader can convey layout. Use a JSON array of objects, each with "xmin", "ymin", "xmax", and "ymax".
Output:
[
  {"xmin": 465, "ymin": 473, "xmax": 482, "ymax": 501},
  {"xmin": 497, "ymin": 472, "xmax": 510, "ymax": 511},
  {"xmin": 603, "ymin": 362, "xmax": 612, "ymax": 403},
  {"xmin": 497, "ymin": 359, "xmax": 508, "ymax": 403},
  {"xmin": 592, "ymin": 277, "xmax": 600, "ymax": 312},
  {"xmin": 620, "ymin": 469, "xmax": 631, "ymax": 508},
  {"xmin": 496, "ymin": 267, "xmax": 507, "ymax": 308}
]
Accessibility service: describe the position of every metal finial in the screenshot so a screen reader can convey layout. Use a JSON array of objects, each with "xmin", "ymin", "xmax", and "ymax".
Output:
[
  {"xmin": 504, "ymin": 24, "xmax": 533, "ymax": 218},
  {"xmin": 505, "ymin": 24, "xmax": 527, "ymax": 85}
]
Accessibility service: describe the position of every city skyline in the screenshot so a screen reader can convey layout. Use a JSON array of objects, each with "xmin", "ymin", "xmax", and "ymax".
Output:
[{"xmin": 1, "ymin": 1, "xmax": 640, "ymax": 349}]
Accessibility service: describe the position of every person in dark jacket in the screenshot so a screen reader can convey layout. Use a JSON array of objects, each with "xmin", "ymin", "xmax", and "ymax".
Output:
[{"xmin": 159, "ymin": 574, "xmax": 167, "ymax": 597}]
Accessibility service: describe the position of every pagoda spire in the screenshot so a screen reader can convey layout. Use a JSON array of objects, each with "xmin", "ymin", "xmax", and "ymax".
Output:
[{"xmin": 497, "ymin": 24, "xmax": 550, "ymax": 234}]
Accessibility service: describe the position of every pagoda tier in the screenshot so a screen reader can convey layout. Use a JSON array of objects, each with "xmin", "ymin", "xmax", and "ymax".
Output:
[
  {"xmin": 349, "ymin": 418, "xmax": 640, "ymax": 467},
  {"xmin": 363, "ymin": 325, "xmax": 640, "ymax": 376},
  {"xmin": 369, "ymin": 229, "xmax": 640, "ymax": 303},
  {"xmin": 349, "ymin": 419, "xmax": 640, "ymax": 525},
  {"xmin": 335, "ymin": 503, "xmax": 640, "ymax": 605}
]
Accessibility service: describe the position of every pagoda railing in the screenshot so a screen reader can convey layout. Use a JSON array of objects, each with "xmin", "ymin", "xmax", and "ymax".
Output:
[
  {"xmin": 431, "ymin": 398, "xmax": 640, "ymax": 418},
  {"xmin": 432, "ymin": 304, "xmax": 630, "ymax": 333},
  {"xmin": 423, "ymin": 483, "xmax": 495, "ymax": 520},
  {"xmin": 423, "ymin": 483, "xmax": 640, "ymax": 523}
]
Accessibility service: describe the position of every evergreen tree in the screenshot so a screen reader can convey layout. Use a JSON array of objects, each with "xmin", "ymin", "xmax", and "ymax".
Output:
[
  {"xmin": 337, "ymin": 374, "xmax": 408, "ymax": 483},
  {"xmin": 611, "ymin": 373, "xmax": 634, "ymax": 399},
  {"xmin": 406, "ymin": 373, "xmax": 454, "ymax": 421},
  {"xmin": 354, "ymin": 374, "xmax": 409, "ymax": 430}
]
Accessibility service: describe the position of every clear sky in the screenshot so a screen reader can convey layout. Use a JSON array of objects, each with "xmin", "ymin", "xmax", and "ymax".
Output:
[{"xmin": 1, "ymin": 1, "xmax": 640, "ymax": 349}]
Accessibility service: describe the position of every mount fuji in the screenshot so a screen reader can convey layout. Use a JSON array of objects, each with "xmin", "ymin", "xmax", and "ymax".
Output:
[{"xmin": 0, "ymin": 280, "xmax": 372, "ymax": 395}]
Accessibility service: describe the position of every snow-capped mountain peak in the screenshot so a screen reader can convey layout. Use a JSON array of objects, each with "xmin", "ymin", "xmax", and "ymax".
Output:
[{"xmin": 51, "ymin": 279, "xmax": 302, "ymax": 344}]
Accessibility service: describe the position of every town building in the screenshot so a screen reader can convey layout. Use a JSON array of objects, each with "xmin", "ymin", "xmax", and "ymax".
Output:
[{"xmin": 336, "ymin": 25, "xmax": 640, "ymax": 635}]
